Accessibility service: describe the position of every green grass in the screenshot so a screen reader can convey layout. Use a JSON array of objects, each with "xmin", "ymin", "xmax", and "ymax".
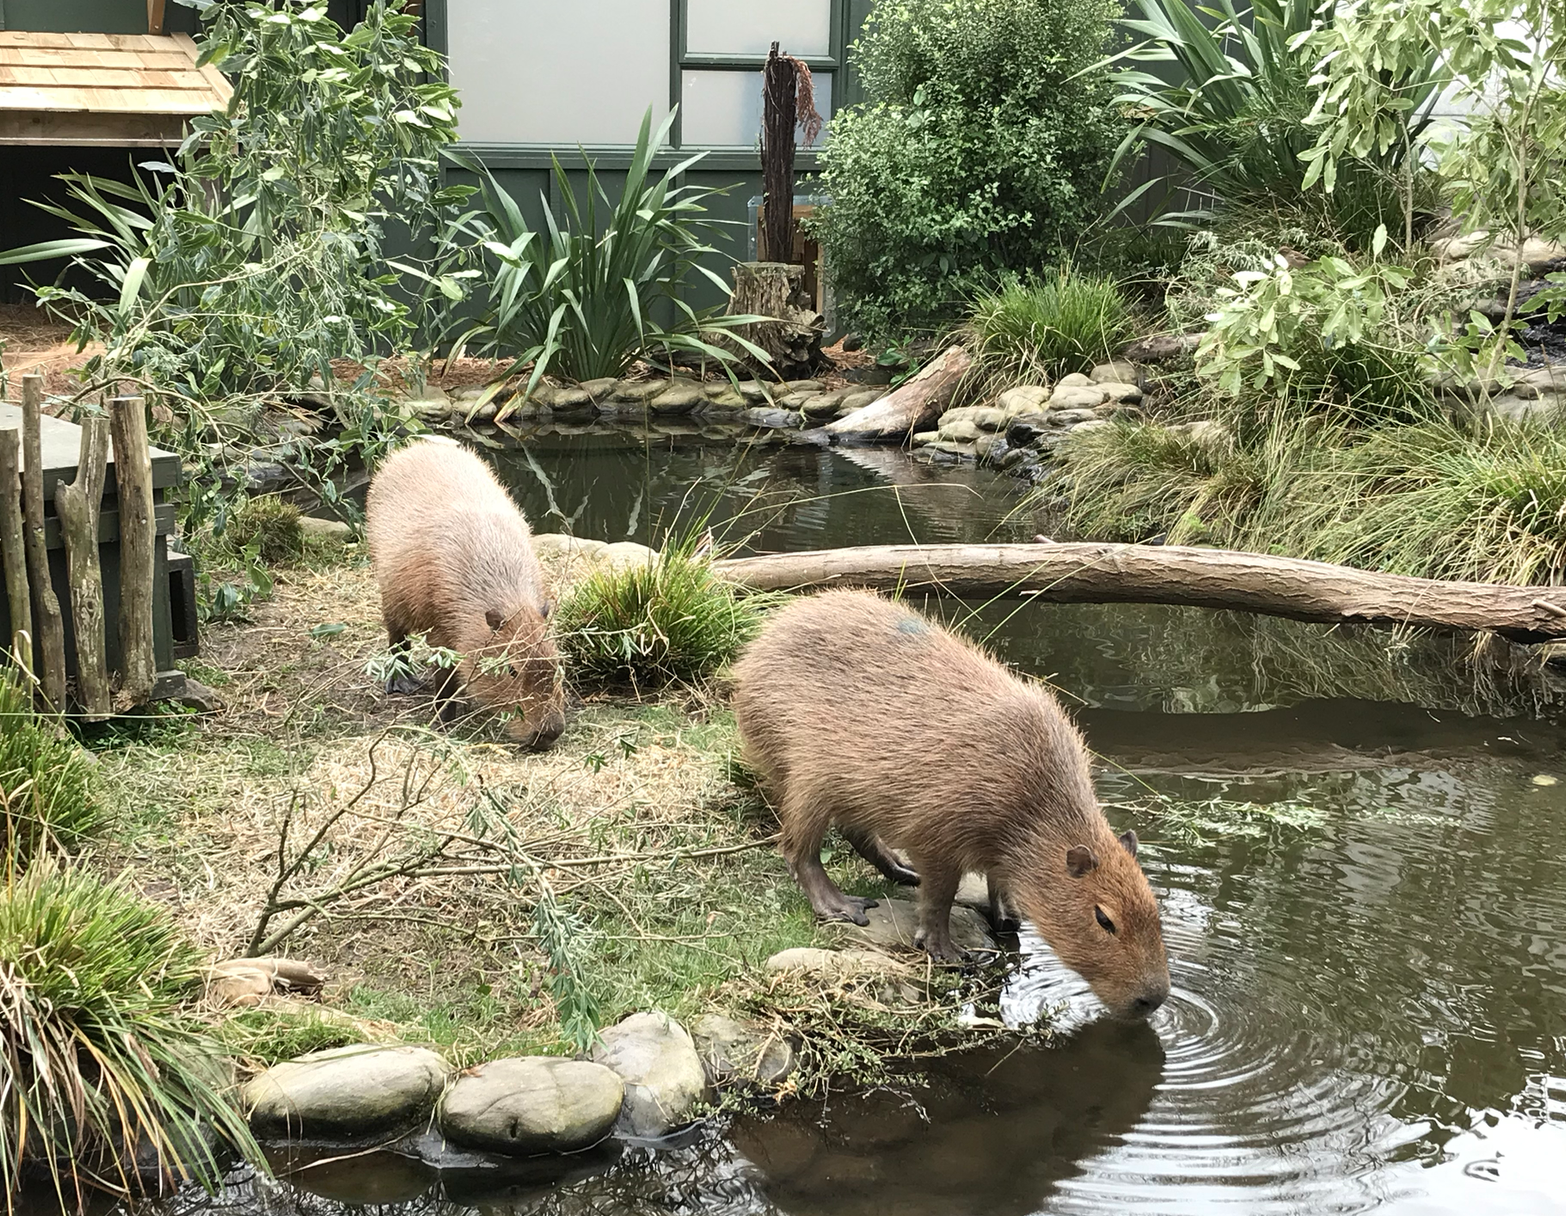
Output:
[
  {"xmin": 556, "ymin": 536, "xmax": 783, "ymax": 690},
  {"xmin": 964, "ymin": 269, "xmax": 1135, "ymax": 385},
  {"xmin": 0, "ymin": 859, "xmax": 259, "ymax": 1201},
  {"xmin": 212, "ymin": 494, "xmax": 303, "ymax": 565},
  {"xmin": 0, "ymin": 670, "xmax": 103, "ymax": 865},
  {"xmin": 216, "ymin": 1007, "xmax": 359, "ymax": 1067}
]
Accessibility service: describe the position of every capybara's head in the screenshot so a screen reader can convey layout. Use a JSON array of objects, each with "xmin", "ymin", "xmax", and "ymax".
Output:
[
  {"xmin": 1029, "ymin": 828, "xmax": 1170, "ymax": 1020},
  {"xmin": 464, "ymin": 603, "xmax": 565, "ymax": 750}
]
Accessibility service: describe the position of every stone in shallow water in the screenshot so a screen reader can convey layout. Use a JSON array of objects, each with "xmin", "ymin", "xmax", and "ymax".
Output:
[
  {"xmin": 740, "ymin": 407, "xmax": 802, "ymax": 430},
  {"xmin": 243, "ymin": 1044, "xmax": 448, "ymax": 1140},
  {"xmin": 437, "ymin": 1057, "xmax": 624, "ymax": 1156},
  {"xmin": 591, "ymin": 1012, "xmax": 706, "ymax": 1138},
  {"xmin": 689, "ymin": 1014, "xmax": 795, "ymax": 1086},
  {"xmin": 649, "ymin": 380, "xmax": 704, "ymax": 414}
]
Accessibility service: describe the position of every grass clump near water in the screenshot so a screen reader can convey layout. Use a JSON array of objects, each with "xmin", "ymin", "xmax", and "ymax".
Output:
[
  {"xmin": 0, "ymin": 670, "xmax": 102, "ymax": 864},
  {"xmin": 965, "ymin": 269, "xmax": 1135, "ymax": 385},
  {"xmin": 556, "ymin": 537, "xmax": 780, "ymax": 689},
  {"xmin": 0, "ymin": 859, "xmax": 258, "ymax": 1203}
]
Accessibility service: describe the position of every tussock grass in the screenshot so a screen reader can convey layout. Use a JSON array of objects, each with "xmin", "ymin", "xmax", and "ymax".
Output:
[
  {"xmin": 0, "ymin": 859, "xmax": 257, "ymax": 1204},
  {"xmin": 964, "ymin": 270, "xmax": 1135, "ymax": 388},
  {"xmin": 0, "ymin": 671, "xmax": 102, "ymax": 865},
  {"xmin": 556, "ymin": 537, "xmax": 782, "ymax": 690},
  {"xmin": 211, "ymin": 494, "xmax": 304, "ymax": 565}
]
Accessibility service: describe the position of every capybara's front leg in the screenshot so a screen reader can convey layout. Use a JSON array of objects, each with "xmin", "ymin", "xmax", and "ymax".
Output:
[
  {"xmin": 384, "ymin": 625, "xmax": 425, "ymax": 696},
  {"xmin": 912, "ymin": 861, "xmax": 963, "ymax": 963},
  {"xmin": 432, "ymin": 664, "xmax": 464, "ymax": 725},
  {"xmin": 841, "ymin": 827, "xmax": 921, "ymax": 887},
  {"xmin": 987, "ymin": 873, "xmax": 1021, "ymax": 933},
  {"xmin": 780, "ymin": 795, "xmax": 879, "ymax": 926}
]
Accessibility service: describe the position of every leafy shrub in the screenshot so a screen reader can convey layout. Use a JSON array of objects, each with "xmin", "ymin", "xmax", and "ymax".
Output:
[
  {"xmin": 0, "ymin": 671, "xmax": 102, "ymax": 865},
  {"xmin": 814, "ymin": 0, "xmax": 1123, "ymax": 335},
  {"xmin": 1110, "ymin": 0, "xmax": 1442, "ymax": 246},
  {"xmin": 210, "ymin": 495, "xmax": 304, "ymax": 566},
  {"xmin": 965, "ymin": 270, "xmax": 1134, "ymax": 384},
  {"xmin": 556, "ymin": 537, "xmax": 779, "ymax": 689},
  {"xmin": 0, "ymin": 859, "xmax": 257, "ymax": 1200},
  {"xmin": 452, "ymin": 109, "xmax": 764, "ymax": 399}
]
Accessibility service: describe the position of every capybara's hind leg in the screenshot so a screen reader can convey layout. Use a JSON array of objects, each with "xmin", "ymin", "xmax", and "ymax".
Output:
[
  {"xmin": 432, "ymin": 664, "xmax": 464, "ymax": 725},
  {"xmin": 987, "ymin": 873, "xmax": 1021, "ymax": 933},
  {"xmin": 780, "ymin": 791, "xmax": 879, "ymax": 926},
  {"xmin": 912, "ymin": 859, "xmax": 963, "ymax": 963},
  {"xmin": 384, "ymin": 624, "xmax": 426, "ymax": 696},
  {"xmin": 841, "ymin": 827, "xmax": 921, "ymax": 886}
]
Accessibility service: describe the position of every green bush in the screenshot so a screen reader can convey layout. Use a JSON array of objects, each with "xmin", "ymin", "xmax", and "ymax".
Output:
[
  {"xmin": 0, "ymin": 859, "xmax": 257, "ymax": 1199},
  {"xmin": 814, "ymin": 0, "xmax": 1123, "ymax": 335},
  {"xmin": 966, "ymin": 270, "xmax": 1134, "ymax": 384},
  {"xmin": 210, "ymin": 495, "xmax": 304, "ymax": 565},
  {"xmin": 0, "ymin": 671, "xmax": 102, "ymax": 865},
  {"xmin": 556, "ymin": 538, "xmax": 780, "ymax": 689}
]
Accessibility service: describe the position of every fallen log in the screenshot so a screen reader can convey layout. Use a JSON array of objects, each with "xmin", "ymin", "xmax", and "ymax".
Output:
[
  {"xmin": 54, "ymin": 412, "xmax": 111, "ymax": 720},
  {"xmin": 20, "ymin": 375, "xmax": 67, "ymax": 709},
  {"xmin": 826, "ymin": 345, "xmax": 972, "ymax": 442},
  {"xmin": 712, "ymin": 541, "xmax": 1566, "ymax": 644},
  {"xmin": 109, "ymin": 395, "xmax": 156, "ymax": 707}
]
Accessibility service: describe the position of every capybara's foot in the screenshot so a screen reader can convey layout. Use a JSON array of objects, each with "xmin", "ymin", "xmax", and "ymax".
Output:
[
  {"xmin": 814, "ymin": 893, "xmax": 879, "ymax": 926},
  {"xmin": 386, "ymin": 671, "xmax": 425, "ymax": 696},
  {"xmin": 914, "ymin": 926, "xmax": 965, "ymax": 964},
  {"xmin": 989, "ymin": 910, "xmax": 1022, "ymax": 935}
]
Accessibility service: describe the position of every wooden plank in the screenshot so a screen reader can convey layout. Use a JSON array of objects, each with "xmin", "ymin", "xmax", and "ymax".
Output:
[
  {"xmin": 148, "ymin": 0, "xmax": 168, "ymax": 35},
  {"xmin": 6, "ymin": 34, "xmax": 76, "ymax": 49},
  {"xmin": 0, "ymin": 109, "xmax": 186, "ymax": 145},
  {"xmin": 0, "ymin": 88, "xmax": 87, "ymax": 113},
  {"xmin": 172, "ymin": 33, "xmax": 233, "ymax": 102}
]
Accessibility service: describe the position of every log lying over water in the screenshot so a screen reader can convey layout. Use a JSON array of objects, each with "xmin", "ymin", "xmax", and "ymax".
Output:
[
  {"xmin": 712, "ymin": 541, "xmax": 1566, "ymax": 644},
  {"xmin": 826, "ymin": 345, "xmax": 972, "ymax": 441}
]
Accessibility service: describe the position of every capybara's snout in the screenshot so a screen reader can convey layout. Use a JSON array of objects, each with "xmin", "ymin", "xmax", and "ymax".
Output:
[
  {"xmin": 1119, "ymin": 981, "xmax": 1171, "ymax": 1021},
  {"xmin": 508, "ymin": 706, "xmax": 565, "ymax": 751}
]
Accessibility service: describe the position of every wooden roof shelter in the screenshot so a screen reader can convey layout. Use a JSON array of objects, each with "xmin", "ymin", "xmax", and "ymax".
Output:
[{"xmin": 0, "ymin": 30, "xmax": 232, "ymax": 146}]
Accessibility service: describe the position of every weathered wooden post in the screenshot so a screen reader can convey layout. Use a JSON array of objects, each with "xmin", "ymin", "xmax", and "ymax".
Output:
[
  {"xmin": 0, "ymin": 429, "xmax": 31, "ymax": 671},
  {"xmin": 54, "ymin": 411, "xmax": 111, "ymax": 720},
  {"xmin": 762, "ymin": 42, "xmax": 798, "ymax": 269},
  {"xmin": 110, "ymin": 396, "xmax": 156, "ymax": 706},
  {"xmin": 20, "ymin": 375, "xmax": 66, "ymax": 709}
]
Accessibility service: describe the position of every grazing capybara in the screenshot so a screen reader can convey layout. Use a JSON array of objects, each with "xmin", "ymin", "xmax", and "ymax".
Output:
[
  {"xmin": 365, "ymin": 437, "xmax": 565, "ymax": 749},
  {"xmin": 731, "ymin": 590, "xmax": 1170, "ymax": 1019}
]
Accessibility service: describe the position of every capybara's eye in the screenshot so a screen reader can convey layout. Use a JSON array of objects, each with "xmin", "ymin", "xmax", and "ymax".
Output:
[{"xmin": 1094, "ymin": 906, "xmax": 1117, "ymax": 935}]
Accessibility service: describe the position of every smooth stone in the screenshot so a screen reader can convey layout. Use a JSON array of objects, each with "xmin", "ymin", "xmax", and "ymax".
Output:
[
  {"xmin": 591, "ymin": 1012, "xmax": 706, "ymax": 1139},
  {"xmin": 998, "ymin": 385, "xmax": 1052, "ymax": 416},
  {"xmin": 1120, "ymin": 332, "xmax": 1200, "ymax": 364},
  {"xmin": 405, "ymin": 390, "xmax": 451, "ymax": 423},
  {"xmin": 1512, "ymin": 365, "xmax": 1566, "ymax": 398},
  {"xmin": 1071, "ymin": 419, "xmax": 1111, "ymax": 433},
  {"xmin": 912, "ymin": 430, "xmax": 941, "ymax": 446},
  {"xmin": 701, "ymin": 389, "xmax": 747, "ymax": 409},
  {"xmin": 1174, "ymin": 419, "xmax": 1230, "ymax": 447},
  {"xmin": 579, "ymin": 377, "xmax": 619, "ymax": 402},
  {"xmin": 954, "ymin": 873, "xmax": 991, "ymax": 912},
  {"xmin": 785, "ymin": 380, "xmax": 824, "ymax": 394},
  {"xmin": 778, "ymin": 391, "xmax": 812, "ymax": 409},
  {"xmin": 1005, "ymin": 413, "xmax": 1053, "ymax": 446},
  {"xmin": 244, "ymin": 1045, "xmax": 448, "ymax": 1140},
  {"xmin": 763, "ymin": 947, "xmax": 908, "ymax": 976},
  {"xmin": 1090, "ymin": 361, "xmax": 1142, "ymax": 386},
  {"xmin": 735, "ymin": 380, "xmax": 773, "ymax": 404},
  {"xmin": 1049, "ymin": 384, "xmax": 1110, "ymax": 409},
  {"xmin": 975, "ymin": 433, "xmax": 1002, "ymax": 462},
  {"xmin": 968, "ymin": 406, "xmax": 1008, "ymax": 431},
  {"xmin": 552, "ymin": 386, "xmax": 595, "ymax": 410},
  {"xmin": 612, "ymin": 379, "xmax": 668, "ymax": 402},
  {"xmin": 1055, "ymin": 372, "xmax": 1095, "ymax": 388},
  {"xmin": 838, "ymin": 388, "xmax": 886, "ymax": 415},
  {"xmin": 829, "ymin": 897, "xmax": 996, "ymax": 955},
  {"xmin": 649, "ymin": 380, "xmax": 704, "ymax": 414},
  {"xmin": 1049, "ymin": 408, "xmax": 1100, "ymax": 426},
  {"xmin": 689, "ymin": 1015, "xmax": 794, "ymax": 1087},
  {"xmin": 939, "ymin": 419, "xmax": 982, "ymax": 443},
  {"xmin": 437, "ymin": 1058, "xmax": 623, "ymax": 1156},
  {"xmin": 702, "ymin": 380, "xmax": 735, "ymax": 399},
  {"xmin": 298, "ymin": 516, "xmax": 353, "ymax": 543},
  {"xmin": 525, "ymin": 385, "xmax": 558, "ymax": 408},
  {"xmin": 929, "ymin": 439, "xmax": 978, "ymax": 457},
  {"xmin": 801, "ymin": 391, "xmax": 847, "ymax": 418},
  {"xmin": 532, "ymin": 534, "xmax": 610, "ymax": 560},
  {"xmin": 740, "ymin": 407, "xmax": 802, "ymax": 430},
  {"xmin": 1100, "ymin": 382, "xmax": 1144, "ymax": 405},
  {"xmin": 601, "ymin": 541, "xmax": 657, "ymax": 570}
]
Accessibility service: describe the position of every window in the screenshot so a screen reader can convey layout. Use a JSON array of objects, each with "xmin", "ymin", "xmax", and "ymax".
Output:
[{"xmin": 444, "ymin": 0, "xmax": 841, "ymax": 150}]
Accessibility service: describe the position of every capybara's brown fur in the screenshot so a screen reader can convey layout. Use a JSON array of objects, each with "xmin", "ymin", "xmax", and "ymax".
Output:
[
  {"xmin": 731, "ymin": 590, "xmax": 1170, "ymax": 1019},
  {"xmin": 366, "ymin": 437, "xmax": 565, "ymax": 749}
]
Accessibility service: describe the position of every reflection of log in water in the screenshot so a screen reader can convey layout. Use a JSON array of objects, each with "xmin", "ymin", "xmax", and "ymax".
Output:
[{"xmin": 731, "ymin": 1019, "xmax": 1165, "ymax": 1216}]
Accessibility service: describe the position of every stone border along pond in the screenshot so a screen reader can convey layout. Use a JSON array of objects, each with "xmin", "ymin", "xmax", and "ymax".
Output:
[{"xmin": 235, "ymin": 894, "xmax": 1001, "ymax": 1169}]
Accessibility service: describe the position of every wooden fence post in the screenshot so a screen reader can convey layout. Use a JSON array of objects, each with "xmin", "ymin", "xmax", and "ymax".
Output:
[
  {"xmin": 110, "ymin": 396, "xmax": 156, "ymax": 706},
  {"xmin": 20, "ymin": 376, "xmax": 67, "ymax": 710},
  {"xmin": 54, "ymin": 412, "xmax": 112, "ymax": 720},
  {"xmin": 0, "ymin": 430, "xmax": 31, "ymax": 673}
]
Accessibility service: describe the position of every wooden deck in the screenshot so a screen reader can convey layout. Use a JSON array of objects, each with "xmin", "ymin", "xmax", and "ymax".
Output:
[{"xmin": 0, "ymin": 31, "xmax": 232, "ymax": 146}]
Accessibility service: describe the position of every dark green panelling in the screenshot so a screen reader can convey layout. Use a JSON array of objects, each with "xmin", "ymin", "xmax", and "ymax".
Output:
[{"xmin": 1, "ymin": 0, "xmax": 196, "ymax": 33}]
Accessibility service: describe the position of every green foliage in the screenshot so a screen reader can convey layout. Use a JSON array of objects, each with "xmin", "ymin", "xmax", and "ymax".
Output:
[
  {"xmin": 451, "ymin": 109, "xmax": 766, "ymax": 398},
  {"xmin": 209, "ymin": 494, "xmax": 304, "ymax": 565},
  {"xmin": 216, "ymin": 1008, "xmax": 358, "ymax": 1066},
  {"xmin": 556, "ymin": 538, "xmax": 780, "ymax": 689},
  {"xmin": 0, "ymin": 671, "xmax": 102, "ymax": 866},
  {"xmin": 965, "ymin": 269, "xmax": 1135, "ymax": 383},
  {"xmin": 814, "ymin": 0, "xmax": 1123, "ymax": 335},
  {"xmin": 1109, "ymin": 0, "xmax": 1441, "ymax": 245},
  {"xmin": 0, "ymin": 859, "xmax": 258, "ymax": 1201}
]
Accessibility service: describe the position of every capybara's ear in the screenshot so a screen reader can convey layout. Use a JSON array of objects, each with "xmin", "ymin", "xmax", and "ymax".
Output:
[
  {"xmin": 1066, "ymin": 845, "xmax": 1098, "ymax": 878},
  {"xmin": 1119, "ymin": 829, "xmax": 1139, "ymax": 858},
  {"xmin": 485, "ymin": 608, "xmax": 504, "ymax": 631}
]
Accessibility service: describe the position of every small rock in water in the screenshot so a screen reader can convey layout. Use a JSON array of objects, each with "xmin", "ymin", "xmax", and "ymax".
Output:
[
  {"xmin": 438, "ymin": 1058, "xmax": 624, "ymax": 1155},
  {"xmin": 689, "ymin": 1014, "xmax": 794, "ymax": 1087},
  {"xmin": 837, "ymin": 388, "xmax": 887, "ymax": 415},
  {"xmin": 740, "ymin": 407, "xmax": 803, "ymax": 430},
  {"xmin": 801, "ymin": 391, "xmax": 847, "ymax": 419},
  {"xmin": 590, "ymin": 1012, "xmax": 706, "ymax": 1139},
  {"xmin": 1532, "ymin": 774, "xmax": 1558, "ymax": 786},
  {"xmin": 649, "ymin": 380, "xmax": 705, "ymax": 414},
  {"xmin": 244, "ymin": 1045, "xmax": 448, "ymax": 1140},
  {"xmin": 1055, "ymin": 372, "xmax": 1095, "ymax": 389}
]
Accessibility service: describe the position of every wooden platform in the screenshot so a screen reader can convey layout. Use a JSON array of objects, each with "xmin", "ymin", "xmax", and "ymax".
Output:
[{"xmin": 0, "ymin": 31, "xmax": 232, "ymax": 146}]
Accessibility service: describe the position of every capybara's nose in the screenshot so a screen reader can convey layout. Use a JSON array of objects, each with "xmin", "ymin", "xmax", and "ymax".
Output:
[
  {"xmin": 1129, "ymin": 987, "xmax": 1169, "ymax": 1018},
  {"xmin": 518, "ymin": 715, "xmax": 564, "ymax": 751}
]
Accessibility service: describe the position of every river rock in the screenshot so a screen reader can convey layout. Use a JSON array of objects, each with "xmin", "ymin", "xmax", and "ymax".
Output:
[
  {"xmin": 763, "ymin": 947, "xmax": 908, "ymax": 976},
  {"xmin": 975, "ymin": 433, "xmax": 1003, "ymax": 463},
  {"xmin": 829, "ymin": 898, "xmax": 996, "ymax": 956},
  {"xmin": 579, "ymin": 377, "xmax": 619, "ymax": 402},
  {"xmin": 702, "ymin": 388, "xmax": 747, "ymax": 409},
  {"xmin": 649, "ymin": 380, "xmax": 704, "ymax": 414},
  {"xmin": 939, "ymin": 419, "xmax": 982, "ymax": 443},
  {"xmin": 1005, "ymin": 413, "xmax": 1053, "ymax": 446},
  {"xmin": 244, "ymin": 1045, "xmax": 448, "ymax": 1140},
  {"xmin": 801, "ymin": 391, "xmax": 847, "ymax": 419},
  {"xmin": 1050, "ymin": 408, "xmax": 1100, "ymax": 426},
  {"xmin": 777, "ymin": 390, "xmax": 812, "ymax": 409},
  {"xmin": 689, "ymin": 1015, "xmax": 794, "ymax": 1087},
  {"xmin": 1120, "ymin": 332, "xmax": 1200, "ymax": 364},
  {"xmin": 998, "ymin": 385, "xmax": 1052, "ymax": 416},
  {"xmin": 591, "ymin": 1012, "xmax": 706, "ymax": 1138},
  {"xmin": 735, "ymin": 380, "xmax": 773, "ymax": 404},
  {"xmin": 552, "ymin": 386, "xmax": 596, "ymax": 412},
  {"xmin": 785, "ymin": 380, "xmax": 824, "ymax": 394},
  {"xmin": 1090, "ymin": 361, "xmax": 1141, "ymax": 386},
  {"xmin": 838, "ymin": 388, "xmax": 886, "ymax": 415},
  {"xmin": 1100, "ymin": 382, "xmax": 1144, "ymax": 405},
  {"xmin": 612, "ymin": 379, "xmax": 667, "ymax": 403},
  {"xmin": 740, "ymin": 407, "xmax": 802, "ymax": 430},
  {"xmin": 912, "ymin": 430, "xmax": 940, "ymax": 446},
  {"xmin": 1056, "ymin": 372, "xmax": 1095, "ymax": 389},
  {"xmin": 1512, "ymin": 365, "xmax": 1566, "ymax": 399},
  {"xmin": 1071, "ymin": 419, "xmax": 1111, "ymax": 434},
  {"xmin": 601, "ymin": 541, "xmax": 657, "ymax": 570},
  {"xmin": 404, "ymin": 389, "xmax": 451, "ymax": 424},
  {"xmin": 298, "ymin": 516, "xmax": 353, "ymax": 544},
  {"xmin": 437, "ymin": 1058, "xmax": 623, "ymax": 1156},
  {"xmin": 1049, "ymin": 384, "xmax": 1109, "ymax": 410}
]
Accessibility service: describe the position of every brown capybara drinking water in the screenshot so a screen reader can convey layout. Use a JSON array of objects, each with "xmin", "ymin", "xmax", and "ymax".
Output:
[
  {"xmin": 731, "ymin": 590, "xmax": 1170, "ymax": 1019},
  {"xmin": 366, "ymin": 437, "xmax": 565, "ymax": 749}
]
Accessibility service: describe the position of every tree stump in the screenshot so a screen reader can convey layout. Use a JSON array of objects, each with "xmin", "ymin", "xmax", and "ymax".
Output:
[
  {"xmin": 54, "ymin": 413, "xmax": 111, "ymax": 720},
  {"xmin": 727, "ymin": 261, "xmax": 824, "ymax": 379},
  {"xmin": 110, "ymin": 396, "xmax": 156, "ymax": 708},
  {"xmin": 20, "ymin": 375, "xmax": 66, "ymax": 710},
  {"xmin": 0, "ymin": 429, "xmax": 31, "ymax": 672}
]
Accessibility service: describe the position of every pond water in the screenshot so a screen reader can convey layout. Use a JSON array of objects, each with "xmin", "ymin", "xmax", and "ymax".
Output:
[{"xmin": 117, "ymin": 431, "xmax": 1566, "ymax": 1214}]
